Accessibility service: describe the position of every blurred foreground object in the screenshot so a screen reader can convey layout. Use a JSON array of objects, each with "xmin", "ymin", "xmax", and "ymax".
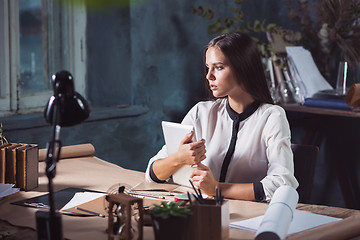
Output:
[{"xmin": 346, "ymin": 84, "xmax": 360, "ymax": 107}]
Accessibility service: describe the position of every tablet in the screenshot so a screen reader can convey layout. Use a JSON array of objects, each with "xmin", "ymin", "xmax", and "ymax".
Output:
[{"xmin": 161, "ymin": 121, "xmax": 196, "ymax": 187}]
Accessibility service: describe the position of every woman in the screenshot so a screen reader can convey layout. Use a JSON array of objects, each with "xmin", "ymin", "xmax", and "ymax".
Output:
[{"xmin": 145, "ymin": 32, "xmax": 298, "ymax": 201}]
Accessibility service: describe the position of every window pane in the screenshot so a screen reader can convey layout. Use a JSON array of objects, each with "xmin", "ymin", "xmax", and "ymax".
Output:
[{"xmin": 19, "ymin": 0, "xmax": 50, "ymax": 95}]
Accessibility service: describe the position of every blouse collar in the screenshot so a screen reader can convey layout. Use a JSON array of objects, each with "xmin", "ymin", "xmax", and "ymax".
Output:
[{"xmin": 226, "ymin": 99, "xmax": 260, "ymax": 121}]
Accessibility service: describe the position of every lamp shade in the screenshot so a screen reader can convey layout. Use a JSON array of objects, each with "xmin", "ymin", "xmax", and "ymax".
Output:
[{"xmin": 44, "ymin": 70, "xmax": 90, "ymax": 127}]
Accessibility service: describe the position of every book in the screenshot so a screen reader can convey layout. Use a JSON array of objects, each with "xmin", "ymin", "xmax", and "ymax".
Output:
[
  {"xmin": 4, "ymin": 144, "xmax": 23, "ymax": 184},
  {"xmin": 16, "ymin": 144, "xmax": 39, "ymax": 191},
  {"xmin": 303, "ymin": 98, "xmax": 352, "ymax": 110},
  {"xmin": 0, "ymin": 143, "xmax": 12, "ymax": 183}
]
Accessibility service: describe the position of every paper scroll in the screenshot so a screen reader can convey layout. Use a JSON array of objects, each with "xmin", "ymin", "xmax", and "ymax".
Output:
[{"xmin": 255, "ymin": 185, "xmax": 299, "ymax": 240}]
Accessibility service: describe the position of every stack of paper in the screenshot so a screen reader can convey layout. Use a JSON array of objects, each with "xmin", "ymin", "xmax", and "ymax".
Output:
[
  {"xmin": 286, "ymin": 46, "xmax": 333, "ymax": 98},
  {"xmin": 0, "ymin": 183, "xmax": 19, "ymax": 199}
]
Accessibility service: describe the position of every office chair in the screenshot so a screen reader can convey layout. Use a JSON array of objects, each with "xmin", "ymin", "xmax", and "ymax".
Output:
[{"xmin": 291, "ymin": 144, "xmax": 319, "ymax": 204}]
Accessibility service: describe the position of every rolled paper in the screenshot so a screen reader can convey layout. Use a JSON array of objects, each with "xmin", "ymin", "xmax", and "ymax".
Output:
[
  {"xmin": 346, "ymin": 83, "xmax": 360, "ymax": 107},
  {"xmin": 38, "ymin": 143, "xmax": 95, "ymax": 161},
  {"xmin": 255, "ymin": 186, "xmax": 299, "ymax": 240}
]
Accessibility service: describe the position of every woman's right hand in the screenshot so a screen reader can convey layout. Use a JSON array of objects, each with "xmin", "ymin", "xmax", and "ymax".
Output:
[
  {"xmin": 151, "ymin": 131, "xmax": 206, "ymax": 181},
  {"xmin": 174, "ymin": 131, "xmax": 206, "ymax": 166}
]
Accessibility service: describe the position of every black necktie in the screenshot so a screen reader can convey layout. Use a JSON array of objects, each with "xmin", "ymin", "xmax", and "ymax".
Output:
[{"xmin": 219, "ymin": 100, "xmax": 260, "ymax": 182}]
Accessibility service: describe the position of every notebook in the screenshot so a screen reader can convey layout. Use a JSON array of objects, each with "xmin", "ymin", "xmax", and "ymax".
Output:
[{"xmin": 161, "ymin": 121, "xmax": 196, "ymax": 187}]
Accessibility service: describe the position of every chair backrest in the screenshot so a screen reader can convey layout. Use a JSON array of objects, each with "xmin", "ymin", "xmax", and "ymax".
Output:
[{"xmin": 291, "ymin": 144, "xmax": 319, "ymax": 204}]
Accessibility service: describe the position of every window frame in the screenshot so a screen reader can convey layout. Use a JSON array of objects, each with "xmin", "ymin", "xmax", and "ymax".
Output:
[
  {"xmin": 0, "ymin": 0, "xmax": 12, "ymax": 112},
  {"xmin": 0, "ymin": 0, "xmax": 86, "ymax": 116}
]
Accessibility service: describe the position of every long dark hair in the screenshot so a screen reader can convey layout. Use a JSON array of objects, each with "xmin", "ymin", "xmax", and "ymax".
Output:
[{"xmin": 204, "ymin": 32, "xmax": 273, "ymax": 104}]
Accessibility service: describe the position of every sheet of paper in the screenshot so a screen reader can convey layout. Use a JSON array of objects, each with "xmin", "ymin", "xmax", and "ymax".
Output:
[
  {"xmin": 230, "ymin": 186, "xmax": 341, "ymax": 238},
  {"xmin": 61, "ymin": 192, "xmax": 106, "ymax": 211},
  {"xmin": 63, "ymin": 195, "xmax": 108, "ymax": 216},
  {"xmin": 0, "ymin": 183, "xmax": 19, "ymax": 199},
  {"xmin": 286, "ymin": 46, "xmax": 333, "ymax": 98},
  {"xmin": 0, "ymin": 183, "xmax": 14, "ymax": 193},
  {"xmin": 230, "ymin": 210, "xmax": 341, "ymax": 235}
]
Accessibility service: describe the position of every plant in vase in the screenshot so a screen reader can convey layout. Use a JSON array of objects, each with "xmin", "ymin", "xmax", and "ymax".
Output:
[{"xmin": 149, "ymin": 201, "xmax": 192, "ymax": 240}]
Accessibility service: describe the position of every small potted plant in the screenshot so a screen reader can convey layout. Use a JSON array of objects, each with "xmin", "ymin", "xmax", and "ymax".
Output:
[{"xmin": 149, "ymin": 201, "xmax": 192, "ymax": 240}]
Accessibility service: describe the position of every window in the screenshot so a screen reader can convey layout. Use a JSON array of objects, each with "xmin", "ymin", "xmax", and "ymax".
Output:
[{"xmin": 0, "ymin": 0, "xmax": 86, "ymax": 116}]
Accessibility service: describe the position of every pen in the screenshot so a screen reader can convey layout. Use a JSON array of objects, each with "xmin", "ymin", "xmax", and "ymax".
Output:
[
  {"xmin": 128, "ymin": 182, "xmax": 141, "ymax": 192},
  {"xmin": 215, "ymin": 186, "xmax": 219, "ymax": 205},
  {"xmin": 128, "ymin": 191, "xmax": 166, "ymax": 199},
  {"xmin": 198, "ymin": 188, "xmax": 204, "ymax": 201},
  {"xmin": 24, "ymin": 202, "xmax": 49, "ymax": 209},
  {"xmin": 75, "ymin": 207, "xmax": 105, "ymax": 218},
  {"xmin": 187, "ymin": 191, "xmax": 192, "ymax": 205},
  {"xmin": 189, "ymin": 180, "xmax": 204, "ymax": 204},
  {"xmin": 219, "ymin": 188, "xmax": 224, "ymax": 204},
  {"xmin": 188, "ymin": 180, "xmax": 199, "ymax": 196}
]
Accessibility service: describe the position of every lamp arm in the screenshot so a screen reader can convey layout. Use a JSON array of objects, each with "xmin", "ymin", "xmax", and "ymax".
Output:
[
  {"xmin": 43, "ymin": 97, "xmax": 63, "ymax": 239},
  {"xmin": 37, "ymin": 70, "xmax": 89, "ymax": 240}
]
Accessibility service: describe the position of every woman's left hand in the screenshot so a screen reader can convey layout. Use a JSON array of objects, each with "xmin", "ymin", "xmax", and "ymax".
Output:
[{"xmin": 190, "ymin": 163, "xmax": 218, "ymax": 196}]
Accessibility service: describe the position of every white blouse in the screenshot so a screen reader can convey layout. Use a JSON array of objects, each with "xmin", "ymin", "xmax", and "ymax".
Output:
[{"xmin": 145, "ymin": 98, "xmax": 299, "ymax": 200}]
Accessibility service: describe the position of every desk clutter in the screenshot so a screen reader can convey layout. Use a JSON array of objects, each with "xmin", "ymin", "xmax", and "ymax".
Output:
[
  {"xmin": 301, "ymin": 83, "xmax": 360, "ymax": 111},
  {"xmin": 1, "ymin": 142, "xmax": 359, "ymax": 240},
  {"xmin": 105, "ymin": 182, "xmax": 229, "ymax": 240},
  {"xmin": 8, "ymin": 175, "xmax": 360, "ymax": 240},
  {"xmin": 10, "ymin": 180, "xmax": 230, "ymax": 240},
  {"xmin": 1, "ymin": 147, "xmax": 360, "ymax": 240},
  {"xmin": 0, "ymin": 142, "xmax": 39, "ymax": 191}
]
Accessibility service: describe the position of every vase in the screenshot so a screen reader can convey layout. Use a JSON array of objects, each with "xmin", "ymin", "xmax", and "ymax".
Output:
[
  {"xmin": 151, "ymin": 215, "xmax": 189, "ymax": 240},
  {"xmin": 336, "ymin": 61, "xmax": 360, "ymax": 95}
]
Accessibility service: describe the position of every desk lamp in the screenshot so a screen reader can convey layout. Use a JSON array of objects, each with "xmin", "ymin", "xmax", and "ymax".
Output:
[{"xmin": 36, "ymin": 70, "xmax": 90, "ymax": 240}]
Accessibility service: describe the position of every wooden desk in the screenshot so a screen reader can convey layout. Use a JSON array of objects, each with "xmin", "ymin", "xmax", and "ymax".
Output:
[
  {"xmin": 0, "ymin": 156, "xmax": 359, "ymax": 239},
  {"xmin": 282, "ymin": 104, "xmax": 360, "ymax": 210}
]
